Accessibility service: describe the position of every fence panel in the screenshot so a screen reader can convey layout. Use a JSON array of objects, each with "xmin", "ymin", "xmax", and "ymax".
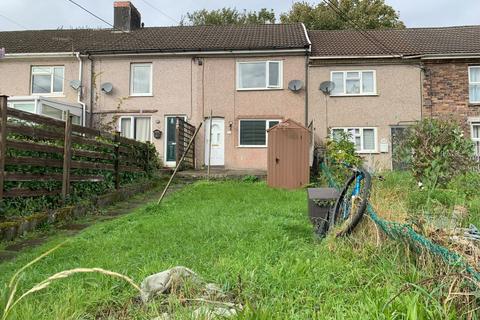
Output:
[{"xmin": 0, "ymin": 96, "xmax": 156, "ymax": 203}]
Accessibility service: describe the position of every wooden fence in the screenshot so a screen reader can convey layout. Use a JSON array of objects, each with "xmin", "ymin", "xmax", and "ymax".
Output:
[
  {"xmin": 176, "ymin": 117, "xmax": 196, "ymax": 169},
  {"xmin": 0, "ymin": 95, "xmax": 153, "ymax": 202}
]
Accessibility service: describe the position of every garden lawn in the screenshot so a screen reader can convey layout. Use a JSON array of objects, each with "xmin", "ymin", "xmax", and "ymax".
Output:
[{"xmin": 0, "ymin": 181, "xmax": 453, "ymax": 319}]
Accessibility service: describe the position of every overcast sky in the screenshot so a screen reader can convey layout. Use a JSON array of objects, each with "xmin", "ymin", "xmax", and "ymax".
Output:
[{"xmin": 0, "ymin": 0, "xmax": 479, "ymax": 31}]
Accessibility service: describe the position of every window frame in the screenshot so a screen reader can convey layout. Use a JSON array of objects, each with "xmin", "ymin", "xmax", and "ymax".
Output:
[
  {"xmin": 30, "ymin": 66, "xmax": 65, "ymax": 96},
  {"xmin": 238, "ymin": 119, "xmax": 281, "ymax": 148},
  {"xmin": 330, "ymin": 70, "xmax": 377, "ymax": 96},
  {"xmin": 468, "ymin": 66, "xmax": 480, "ymax": 104},
  {"xmin": 130, "ymin": 63, "xmax": 153, "ymax": 97},
  {"xmin": 118, "ymin": 116, "xmax": 152, "ymax": 142},
  {"xmin": 236, "ymin": 61, "xmax": 283, "ymax": 91},
  {"xmin": 471, "ymin": 122, "xmax": 480, "ymax": 156},
  {"xmin": 330, "ymin": 127, "xmax": 378, "ymax": 153}
]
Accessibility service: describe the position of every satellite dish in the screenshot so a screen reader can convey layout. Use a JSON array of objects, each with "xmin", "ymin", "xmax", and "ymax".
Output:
[
  {"xmin": 319, "ymin": 81, "xmax": 335, "ymax": 95},
  {"xmin": 101, "ymin": 82, "xmax": 113, "ymax": 94},
  {"xmin": 288, "ymin": 80, "xmax": 303, "ymax": 92},
  {"xmin": 69, "ymin": 80, "xmax": 81, "ymax": 91}
]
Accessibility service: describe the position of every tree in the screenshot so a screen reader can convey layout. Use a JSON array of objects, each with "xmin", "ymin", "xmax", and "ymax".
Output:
[
  {"xmin": 181, "ymin": 8, "xmax": 275, "ymax": 26},
  {"xmin": 280, "ymin": 0, "xmax": 405, "ymax": 30}
]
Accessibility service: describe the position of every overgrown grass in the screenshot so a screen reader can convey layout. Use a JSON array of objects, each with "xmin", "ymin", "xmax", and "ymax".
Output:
[{"xmin": 0, "ymin": 181, "xmax": 458, "ymax": 319}]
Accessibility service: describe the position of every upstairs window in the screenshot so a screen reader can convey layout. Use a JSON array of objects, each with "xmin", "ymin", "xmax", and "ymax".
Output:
[
  {"xmin": 331, "ymin": 127, "xmax": 377, "ymax": 153},
  {"xmin": 239, "ymin": 119, "xmax": 280, "ymax": 147},
  {"xmin": 130, "ymin": 63, "xmax": 152, "ymax": 96},
  {"xmin": 31, "ymin": 66, "xmax": 64, "ymax": 95},
  {"xmin": 331, "ymin": 70, "xmax": 376, "ymax": 96},
  {"xmin": 469, "ymin": 67, "xmax": 480, "ymax": 103},
  {"xmin": 120, "ymin": 116, "xmax": 151, "ymax": 142},
  {"xmin": 237, "ymin": 61, "xmax": 282, "ymax": 90}
]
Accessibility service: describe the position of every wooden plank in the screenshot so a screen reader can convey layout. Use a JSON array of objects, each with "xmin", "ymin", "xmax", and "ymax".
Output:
[
  {"xmin": 62, "ymin": 113, "xmax": 72, "ymax": 200},
  {"xmin": 7, "ymin": 124, "xmax": 64, "ymax": 141},
  {"xmin": 119, "ymin": 165, "xmax": 145, "ymax": 173},
  {"xmin": 6, "ymin": 140, "xmax": 64, "ymax": 155},
  {"xmin": 0, "ymin": 96, "xmax": 7, "ymax": 201},
  {"xmin": 7, "ymin": 108, "xmax": 65, "ymax": 128},
  {"xmin": 71, "ymin": 160, "xmax": 114, "ymax": 171},
  {"xmin": 71, "ymin": 135, "xmax": 114, "ymax": 150},
  {"xmin": 4, "ymin": 188, "xmax": 61, "ymax": 198},
  {"xmin": 5, "ymin": 156, "xmax": 114, "ymax": 171},
  {"xmin": 72, "ymin": 148, "xmax": 114, "ymax": 161},
  {"xmin": 5, "ymin": 156, "xmax": 63, "ymax": 168},
  {"xmin": 4, "ymin": 172, "xmax": 104, "ymax": 182},
  {"xmin": 114, "ymin": 132, "xmax": 120, "ymax": 189},
  {"xmin": 71, "ymin": 124, "xmax": 115, "ymax": 140},
  {"xmin": 118, "ymin": 136, "xmax": 144, "ymax": 148}
]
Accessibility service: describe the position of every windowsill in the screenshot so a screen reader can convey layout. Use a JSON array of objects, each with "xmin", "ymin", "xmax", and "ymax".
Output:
[
  {"xmin": 357, "ymin": 151, "xmax": 380, "ymax": 154},
  {"xmin": 130, "ymin": 94, "xmax": 153, "ymax": 97},
  {"xmin": 237, "ymin": 145, "xmax": 267, "ymax": 148},
  {"xmin": 236, "ymin": 87, "xmax": 283, "ymax": 92},
  {"xmin": 330, "ymin": 93, "xmax": 378, "ymax": 97},
  {"xmin": 469, "ymin": 103, "xmax": 480, "ymax": 107},
  {"xmin": 31, "ymin": 93, "xmax": 66, "ymax": 98}
]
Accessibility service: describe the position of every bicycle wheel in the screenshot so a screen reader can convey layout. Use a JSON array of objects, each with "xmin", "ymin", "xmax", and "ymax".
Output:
[{"xmin": 331, "ymin": 168, "xmax": 372, "ymax": 237}]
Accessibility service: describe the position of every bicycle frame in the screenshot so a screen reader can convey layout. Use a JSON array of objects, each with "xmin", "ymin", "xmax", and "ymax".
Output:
[{"xmin": 342, "ymin": 170, "xmax": 364, "ymax": 219}]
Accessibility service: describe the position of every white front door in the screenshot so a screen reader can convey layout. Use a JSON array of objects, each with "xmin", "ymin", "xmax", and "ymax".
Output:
[{"xmin": 205, "ymin": 118, "xmax": 225, "ymax": 166}]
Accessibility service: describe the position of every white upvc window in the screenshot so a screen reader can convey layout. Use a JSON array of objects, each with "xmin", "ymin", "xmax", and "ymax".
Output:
[
  {"xmin": 130, "ymin": 63, "xmax": 153, "ymax": 96},
  {"xmin": 469, "ymin": 66, "xmax": 480, "ymax": 103},
  {"xmin": 471, "ymin": 122, "xmax": 480, "ymax": 156},
  {"xmin": 330, "ymin": 70, "xmax": 376, "ymax": 96},
  {"xmin": 331, "ymin": 127, "xmax": 378, "ymax": 153},
  {"xmin": 31, "ymin": 66, "xmax": 64, "ymax": 95},
  {"xmin": 238, "ymin": 119, "xmax": 280, "ymax": 147},
  {"xmin": 119, "ymin": 116, "xmax": 152, "ymax": 142},
  {"xmin": 237, "ymin": 61, "xmax": 283, "ymax": 90}
]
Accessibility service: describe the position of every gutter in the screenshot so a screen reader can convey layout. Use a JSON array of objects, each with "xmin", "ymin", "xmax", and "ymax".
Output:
[
  {"xmin": 309, "ymin": 54, "xmax": 403, "ymax": 60},
  {"xmin": 86, "ymin": 48, "xmax": 309, "ymax": 57},
  {"xmin": 404, "ymin": 53, "xmax": 480, "ymax": 60},
  {"xmin": 75, "ymin": 52, "xmax": 87, "ymax": 127},
  {"xmin": 3, "ymin": 52, "xmax": 78, "ymax": 59}
]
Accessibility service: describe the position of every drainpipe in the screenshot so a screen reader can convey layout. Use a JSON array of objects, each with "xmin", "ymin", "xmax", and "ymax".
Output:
[
  {"xmin": 75, "ymin": 52, "xmax": 86, "ymax": 126},
  {"xmin": 87, "ymin": 54, "xmax": 94, "ymax": 128}
]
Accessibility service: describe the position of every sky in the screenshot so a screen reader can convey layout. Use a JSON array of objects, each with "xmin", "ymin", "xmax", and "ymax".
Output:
[{"xmin": 0, "ymin": 0, "xmax": 479, "ymax": 31}]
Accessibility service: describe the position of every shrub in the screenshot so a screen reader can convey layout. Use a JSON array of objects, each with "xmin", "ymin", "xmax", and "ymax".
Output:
[
  {"xmin": 399, "ymin": 118, "xmax": 474, "ymax": 188},
  {"xmin": 325, "ymin": 131, "xmax": 363, "ymax": 182}
]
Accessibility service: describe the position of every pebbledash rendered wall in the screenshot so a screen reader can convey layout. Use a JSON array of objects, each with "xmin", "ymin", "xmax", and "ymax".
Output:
[
  {"xmin": 422, "ymin": 59, "xmax": 480, "ymax": 132},
  {"xmin": 91, "ymin": 54, "xmax": 307, "ymax": 170},
  {"xmin": 308, "ymin": 60, "xmax": 423, "ymax": 171}
]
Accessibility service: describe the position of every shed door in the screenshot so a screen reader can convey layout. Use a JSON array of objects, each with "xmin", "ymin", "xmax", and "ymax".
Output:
[{"xmin": 205, "ymin": 118, "xmax": 225, "ymax": 166}]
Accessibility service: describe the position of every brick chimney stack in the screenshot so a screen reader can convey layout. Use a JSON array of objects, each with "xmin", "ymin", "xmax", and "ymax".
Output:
[{"xmin": 113, "ymin": 1, "xmax": 141, "ymax": 31}]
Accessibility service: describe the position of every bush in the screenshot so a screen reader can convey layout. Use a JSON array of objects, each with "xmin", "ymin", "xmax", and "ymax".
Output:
[
  {"xmin": 326, "ymin": 131, "xmax": 363, "ymax": 182},
  {"xmin": 399, "ymin": 118, "xmax": 474, "ymax": 188}
]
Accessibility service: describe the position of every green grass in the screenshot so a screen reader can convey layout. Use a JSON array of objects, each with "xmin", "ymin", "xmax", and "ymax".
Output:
[{"xmin": 0, "ymin": 181, "xmax": 457, "ymax": 319}]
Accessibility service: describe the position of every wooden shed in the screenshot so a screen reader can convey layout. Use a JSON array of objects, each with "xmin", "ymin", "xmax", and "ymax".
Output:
[{"xmin": 267, "ymin": 119, "xmax": 310, "ymax": 189}]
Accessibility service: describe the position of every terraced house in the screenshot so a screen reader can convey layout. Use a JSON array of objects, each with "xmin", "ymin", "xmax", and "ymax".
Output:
[
  {"xmin": 307, "ymin": 26, "xmax": 480, "ymax": 170},
  {"xmin": 1, "ymin": 1, "xmax": 480, "ymax": 171}
]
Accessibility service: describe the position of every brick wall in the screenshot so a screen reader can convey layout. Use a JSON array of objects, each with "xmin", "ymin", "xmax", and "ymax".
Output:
[{"xmin": 423, "ymin": 59, "xmax": 480, "ymax": 133}]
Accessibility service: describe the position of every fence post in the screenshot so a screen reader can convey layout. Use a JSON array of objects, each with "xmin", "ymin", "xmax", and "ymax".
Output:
[
  {"xmin": 0, "ymin": 96, "xmax": 8, "ymax": 202},
  {"xmin": 61, "ymin": 111, "xmax": 72, "ymax": 202},
  {"xmin": 114, "ymin": 131, "xmax": 120, "ymax": 190}
]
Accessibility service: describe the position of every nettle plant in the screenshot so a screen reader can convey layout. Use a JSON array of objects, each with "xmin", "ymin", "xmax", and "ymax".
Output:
[{"xmin": 399, "ymin": 118, "xmax": 474, "ymax": 188}]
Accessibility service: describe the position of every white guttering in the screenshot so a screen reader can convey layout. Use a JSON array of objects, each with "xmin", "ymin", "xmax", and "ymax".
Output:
[
  {"xmin": 3, "ymin": 52, "xmax": 78, "ymax": 59},
  {"xmin": 87, "ymin": 48, "xmax": 309, "ymax": 58},
  {"xmin": 301, "ymin": 23, "xmax": 312, "ymax": 53},
  {"xmin": 404, "ymin": 53, "xmax": 480, "ymax": 60},
  {"xmin": 75, "ymin": 52, "xmax": 87, "ymax": 127},
  {"xmin": 310, "ymin": 54, "xmax": 403, "ymax": 60}
]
